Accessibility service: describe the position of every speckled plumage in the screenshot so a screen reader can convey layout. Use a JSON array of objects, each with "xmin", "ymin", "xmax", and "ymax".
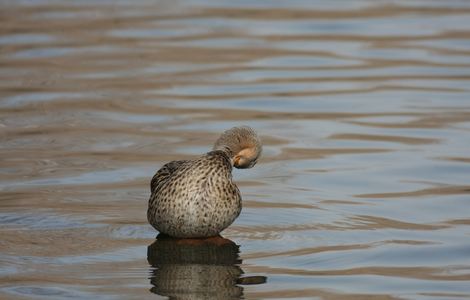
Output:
[{"xmin": 147, "ymin": 126, "xmax": 261, "ymax": 238}]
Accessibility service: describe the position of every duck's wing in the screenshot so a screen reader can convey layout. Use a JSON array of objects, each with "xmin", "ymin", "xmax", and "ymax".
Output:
[{"xmin": 150, "ymin": 160, "xmax": 189, "ymax": 193}]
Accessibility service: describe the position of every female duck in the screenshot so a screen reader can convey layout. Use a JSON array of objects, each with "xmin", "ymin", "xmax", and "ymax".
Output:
[{"xmin": 147, "ymin": 126, "xmax": 262, "ymax": 238}]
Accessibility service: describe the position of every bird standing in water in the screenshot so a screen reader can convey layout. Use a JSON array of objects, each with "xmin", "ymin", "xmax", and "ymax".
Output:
[{"xmin": 147, "ymin": 126, "xmax": 262, "ymax": 238}]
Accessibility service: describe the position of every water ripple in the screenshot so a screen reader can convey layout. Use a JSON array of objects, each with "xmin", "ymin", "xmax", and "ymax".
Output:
[{"xmin": 1, "ymin": 0, "xmax": 470, "ymax": 299}]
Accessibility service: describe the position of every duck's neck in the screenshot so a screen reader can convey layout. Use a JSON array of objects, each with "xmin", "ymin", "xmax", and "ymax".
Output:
[
  {"xmin": 209, "ymin": 149, "xmax": 234, "ymax": 170},
  {"xmin": 214, "ymin": 144, "xmax": 238, "ymax": 159}
]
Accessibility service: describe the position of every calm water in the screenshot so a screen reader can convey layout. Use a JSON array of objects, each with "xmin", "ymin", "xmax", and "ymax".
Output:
[{"xmin": 1, "ymin": 1, "xmax": 470, "ymax": 299}]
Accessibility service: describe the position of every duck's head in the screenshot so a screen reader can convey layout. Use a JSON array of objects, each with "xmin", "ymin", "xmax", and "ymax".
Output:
[{"xmin": 213, "ymin": 126, "xmax": 262, "ymax": 169}]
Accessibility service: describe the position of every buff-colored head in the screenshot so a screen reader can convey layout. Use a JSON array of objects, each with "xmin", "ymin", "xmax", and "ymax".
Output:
[{"xmin": 213, "ymin": 126, "xmax": 262, "ymax": 169}]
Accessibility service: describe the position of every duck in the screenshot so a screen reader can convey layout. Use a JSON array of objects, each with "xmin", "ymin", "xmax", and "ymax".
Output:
[{"xmin": 147, "ymin": 126, "xmax": 262, "ymax": 238}]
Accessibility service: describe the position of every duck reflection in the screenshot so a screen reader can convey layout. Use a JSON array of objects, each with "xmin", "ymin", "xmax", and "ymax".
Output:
[{"xmin": 147, "ymin": 234, "xmax": 266, "ymax": 299}]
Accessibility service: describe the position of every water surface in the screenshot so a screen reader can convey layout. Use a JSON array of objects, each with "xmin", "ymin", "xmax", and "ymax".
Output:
[{"xmin": 1, "ymin": 1, "xmax": 470, "ymax": 299}]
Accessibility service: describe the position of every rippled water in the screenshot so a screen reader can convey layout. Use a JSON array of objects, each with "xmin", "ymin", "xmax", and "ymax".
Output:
[{"xmin": 1, "ymin": 1, "xmax": 470, "ymax": 299}]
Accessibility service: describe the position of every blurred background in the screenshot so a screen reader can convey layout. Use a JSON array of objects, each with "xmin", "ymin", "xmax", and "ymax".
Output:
[{"xmin": 1, "ymin": 0, "xmax": 470, "ymax": 299}]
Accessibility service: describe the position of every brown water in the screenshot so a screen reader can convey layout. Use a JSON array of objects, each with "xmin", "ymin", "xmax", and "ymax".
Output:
[{"xmin": 1, "ymin": 1, "xmax": 470, "ymax": 299}]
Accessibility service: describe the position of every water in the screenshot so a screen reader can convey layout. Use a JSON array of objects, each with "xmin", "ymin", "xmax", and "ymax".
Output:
[{"xmin": 1, "ymin": 1, "xmax": 470, "ymax": 299}]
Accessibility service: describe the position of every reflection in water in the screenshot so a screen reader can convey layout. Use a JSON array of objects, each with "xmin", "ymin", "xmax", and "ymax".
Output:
[{"xmin": 147, "ymin": 234, "xmax": 266, "ymax": 299}]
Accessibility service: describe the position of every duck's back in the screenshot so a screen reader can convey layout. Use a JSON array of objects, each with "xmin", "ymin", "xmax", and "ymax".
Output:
[{"xmin": 147, "ymin": 150, "xmax": 241, "ymax": 238}]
